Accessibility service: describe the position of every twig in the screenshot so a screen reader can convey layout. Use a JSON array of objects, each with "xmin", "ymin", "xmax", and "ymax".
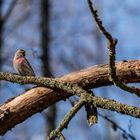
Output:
[
  {"xmin": 87, "ymin": 0, "xmax": 140, "ymax": 97},
  {"xmin": 128, "ymin": 119, "xmax": 133, "ymax": 137},
  {"xmin": 99, "ymin": 113, "xmax": 136, "ymax": 140},
  {"xmin": 47, "ymin": 99, "xmax": 84, "ymax": 140},
  {"xmin": 57, "ymin": 132, "xmax": 66, "ymax": 140},
  {"xmin": 93, "ymin": 96, "xmax": 140, "ymax": 118},
  {"xmin": 0, "ymin": 72, "xmax": 93, "ymax": 102},
  {"xmin": 85, "ymin": 90, "xmax": 98, "ymax": 126}
]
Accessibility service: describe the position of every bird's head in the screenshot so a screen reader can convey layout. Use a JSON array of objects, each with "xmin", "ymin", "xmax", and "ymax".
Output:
[{"xmin": 14, "ymin": 49, "xmax": 26, "ymax": 58}]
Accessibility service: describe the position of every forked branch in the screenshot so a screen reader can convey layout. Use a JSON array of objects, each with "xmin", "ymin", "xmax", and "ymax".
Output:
[{"xmin": 88, "ymin": 0, "xmax": 140, "ymax": 97}]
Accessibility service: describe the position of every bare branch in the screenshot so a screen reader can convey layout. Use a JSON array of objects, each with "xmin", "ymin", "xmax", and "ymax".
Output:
[
  {"xmin": 47, "ymin": 99, "xmax": 84, "ymax": 140},
  {"xmin": 87, "ymin": 0, "xmax": 140, "ymax": 97},
  {"xmin": 57, "ymin": 133, "xmax": 66, "ymax": 140},
  {"xmin": 1, "ymin": 60, "xmax": 140, "ymax": 89},
  {"xmin": 99, "ymin": 113, "xmax": 136, "ymax": 140}
]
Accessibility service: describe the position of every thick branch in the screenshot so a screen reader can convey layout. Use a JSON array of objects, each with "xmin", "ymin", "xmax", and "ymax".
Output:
[
  {"xmin": 0, "ymin": 60, "xmax": 140, "ymax": 89},
  {"xmin": 0, "ymin": 87, "xmax": 140, "ymax": 136},
  {"xmin": 0, "ymin": 60, "xmax": 140, "ymax": 135}
]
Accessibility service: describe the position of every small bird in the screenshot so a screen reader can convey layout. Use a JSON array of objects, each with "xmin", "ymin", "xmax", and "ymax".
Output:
[{"xmin": 13, "ymin": 49, "xmax": 35, "ymax": 76}]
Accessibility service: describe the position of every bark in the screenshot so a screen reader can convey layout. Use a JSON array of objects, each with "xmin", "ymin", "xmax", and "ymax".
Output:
[{"xmin": 0, "ymin": 60, "xmax": 140, "ymax": 135}]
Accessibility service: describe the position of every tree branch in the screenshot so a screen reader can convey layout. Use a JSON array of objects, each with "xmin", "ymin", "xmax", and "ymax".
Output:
[
  {"xmin": 99, "ymin": 113, "xmax": 136, "ymax": 140},
  {"xmin": 87, "ymin": 0, "xmax": 140, "ymax": 97},
  {"xmin": 0, "ymin": 60, "xmax": 140, "ymax": 89},
  {"xmin": 47, "ymin": 99, "xmax": 84, "ymax": 140},
  {"xmin": 0, "ymin": 86, "xmax": 140, "ymax": 136},
  {"xmin": 0, "ymin": 61, "xmax": 140, "ymax": 135}
]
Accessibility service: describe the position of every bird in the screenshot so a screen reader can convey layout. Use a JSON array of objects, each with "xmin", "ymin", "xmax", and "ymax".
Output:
[{"xmin": 13, "ymin": 49, "xmax": 35, "ymax": 76}]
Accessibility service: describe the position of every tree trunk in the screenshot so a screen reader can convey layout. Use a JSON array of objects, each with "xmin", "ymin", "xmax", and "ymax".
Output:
[
  {"xmin": 40, "ymin": 0, "xmax": 57, "ymax": 135},
  {"xmin": 0, "ymin": 0, "xmax": 3, "ymax": 72}
]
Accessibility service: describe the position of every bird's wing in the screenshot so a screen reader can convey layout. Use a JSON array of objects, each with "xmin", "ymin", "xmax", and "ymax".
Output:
[{"xmin": 21, "ymin": 58, "xmax": 35, "ymax": 76}]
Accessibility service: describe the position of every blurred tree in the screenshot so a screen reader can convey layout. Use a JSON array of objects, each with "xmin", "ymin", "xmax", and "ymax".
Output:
[
  {"xmin": 40, "ymin": 0, "xmax": 57, "ymax": 136},
  {"xmin": 0, "ymin": 0, "xmax": 3, "ymax": 73}
]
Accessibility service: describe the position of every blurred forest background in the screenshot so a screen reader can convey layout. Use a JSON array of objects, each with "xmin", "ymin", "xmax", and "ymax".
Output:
[{"xmin": 0, "ymin": 0, "xmax": 140, "ymax": 140}]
